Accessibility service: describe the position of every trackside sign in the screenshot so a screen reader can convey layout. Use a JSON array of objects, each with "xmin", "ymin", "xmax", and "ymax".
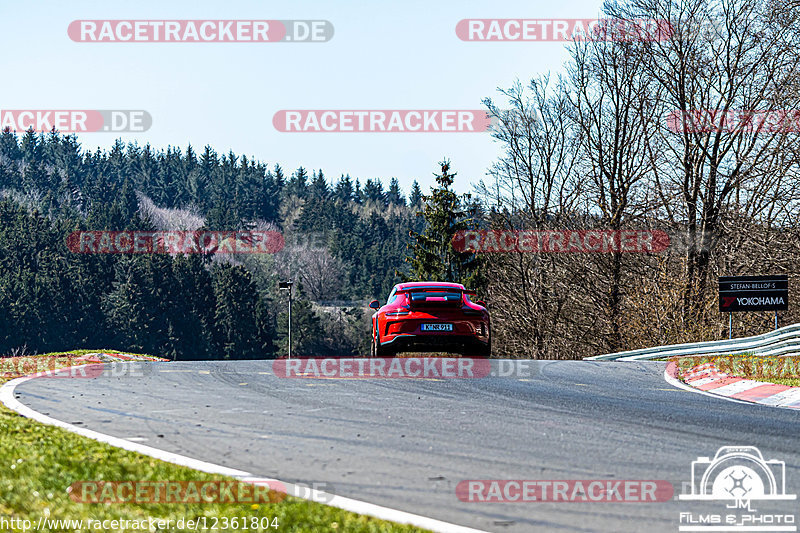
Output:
[{"xmin": 719, "ymin": 275, "xmax": 788, "ymax": 313}]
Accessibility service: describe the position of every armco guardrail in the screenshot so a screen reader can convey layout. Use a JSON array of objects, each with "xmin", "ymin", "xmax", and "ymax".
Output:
[{"xmin": 586, "ymin": 323, "xmax": 800, "ymax": 361}]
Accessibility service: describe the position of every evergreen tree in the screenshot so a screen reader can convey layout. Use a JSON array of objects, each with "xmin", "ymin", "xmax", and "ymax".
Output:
[
  {"xmin": 334, "ymin": 174, "xmax": 354, "ymax": 203},
  {"xmin": 403, "ymin": 160, "xmax": 481, "ymax": 288},
  {"xmin": 211, "ymin": 264, "xmax": 260, "ymax": 359},
  {"xmin": 0, "ymin": 129, "xmax": 22, "ymax": 162},
  {"xmin": 165, "ymin": 255, "xmax": 214, "ymax": 360},
  {"xmin": 0, "ymin": 131, "xmax": 424, "ymax": 358},
  {"xmin": 276, "ymin": 298, "xmax": 327, "ymax": 357},
  {"xmin": 287, "ymin": 166, "xmax": 309, "ymax": 198},
  {"xmin": 255, "ymin": 167, "xmax": 281, "ymax": 223},
  {"xmin": 255, "ymin": 294, "xmax": 277, "ymax": 357},
  {"xmin": 409, "ymin": 180, "xmax": 423, "ymax": 207},
  {"xmin": 273, "ymin": 163, "xmax": 285, "ymax": 191},
  {"xmin": 363, "ymin": 178, "xmax": 387, "ymax": 206},
  {"xmin": 353, "ymin": 178, "xmax": 363, "ymax": 205},
  {"xmin": 387, "ymin": 177, "xmax": 405, "ymax": 206},
  {"xmin": 101, "ymin": 257, "xmax": 156, "ymax": 353},
  {"xmin": 309, "ymin": 169, "xmax": 328, "ymax": 199}
]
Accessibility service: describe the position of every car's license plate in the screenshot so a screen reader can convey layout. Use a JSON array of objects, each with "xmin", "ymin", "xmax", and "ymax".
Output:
[{"xmin": 421, "ymin": 323, "xmax": 453, "ymax": 331}]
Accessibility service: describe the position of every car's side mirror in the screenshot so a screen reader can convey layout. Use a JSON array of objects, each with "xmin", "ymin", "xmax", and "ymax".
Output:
[{"xmin": 369, "ymin": 300, "xmax": 381, "ymax": 310}]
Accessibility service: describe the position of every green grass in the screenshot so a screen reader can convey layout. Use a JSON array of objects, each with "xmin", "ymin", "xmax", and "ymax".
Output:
[
  {"xmin": 760, "ymin": 377, "xmax": 800, "ymax": 387},
  {"xmin": 673, "ymin": 354, "xmax": 800, "ymax": 387},
  {"xmin": 0, "ymin": 351, "xmax": 430, "ymax": 532}
]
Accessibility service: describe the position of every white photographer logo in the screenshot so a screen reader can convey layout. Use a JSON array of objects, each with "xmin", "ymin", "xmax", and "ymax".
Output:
[{"xmin": 680, "ymin": 446, "xmax": 795, "ymax": 501}]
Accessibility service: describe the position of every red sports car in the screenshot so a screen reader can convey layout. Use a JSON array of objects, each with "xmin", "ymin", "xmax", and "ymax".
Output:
[{"xmin": 369, "ymin": 281, "xmax": 491, "ymax": 357}]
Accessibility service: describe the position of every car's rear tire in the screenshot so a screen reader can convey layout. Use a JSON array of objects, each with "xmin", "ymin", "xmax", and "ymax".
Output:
[
  {"xmin": 464, "ymin": 339, "xmax": 491, "ymax": 358},
  {"xmin": 479, "ymin": 340, "xmax": 491, "ymax": 357},
  {"xmin": 371, "ymin": 326, "xmax": 393, "ymax": 357},
  {"xmin": 375, "ymin": 340, "xmax": 393, "ymax": 357}
]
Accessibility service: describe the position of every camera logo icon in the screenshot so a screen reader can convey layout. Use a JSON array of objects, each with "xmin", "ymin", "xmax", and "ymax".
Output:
[{"xmin": 680, "ymin": 446, "xmax": 796, "ymax": 501}]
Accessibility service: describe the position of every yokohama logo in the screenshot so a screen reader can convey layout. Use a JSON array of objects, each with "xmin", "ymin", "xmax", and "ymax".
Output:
[{"xmin": 737, "ymin": 297, "xmax": 785, "ymax": 306}]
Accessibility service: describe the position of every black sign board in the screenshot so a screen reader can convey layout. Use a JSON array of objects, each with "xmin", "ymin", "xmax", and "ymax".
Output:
[{"xmin": 719, "ymin": 275, "xmax": 788, "ymax": 312}]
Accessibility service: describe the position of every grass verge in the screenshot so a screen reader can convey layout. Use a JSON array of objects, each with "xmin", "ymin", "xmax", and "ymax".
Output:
[
  {"xmin": 0, "ymin": 350, "xmax": 430, "ymax": 532},
  {"xmin": 672, "ymin": 354, "xmax": 800, "ymax": 387}
]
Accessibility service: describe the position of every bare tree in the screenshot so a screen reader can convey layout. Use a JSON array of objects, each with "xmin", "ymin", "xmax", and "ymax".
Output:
[
  {"xmin": 137, "ymin": 192, "xmax": 204, "ymax": 231},
  {"xmin": 566, "ymin": 26, "xmax": 665, "ymax": 351},
  {"xmin": 476, "ymin": 0, "xmax": 800, "ymax": 358},
  {"xmin": 612, "ymin": 0, "xmax": 800, "ymax": 324},
  {"xmin": 477, "ymin": 78, "xmax": 588, "ymax": 358},
  {"xmin": 481, "ymin": 75, "xmax": 582, "ymax": 217},
  {"xmin": 274, "ymin": 244, "xmax": 345, "ymax": 301}
]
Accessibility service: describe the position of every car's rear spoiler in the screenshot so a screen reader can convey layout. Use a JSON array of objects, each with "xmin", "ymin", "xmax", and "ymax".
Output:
[{"xmin": 395, "ymin": 286, "xmax": 475, "ymax": 293}]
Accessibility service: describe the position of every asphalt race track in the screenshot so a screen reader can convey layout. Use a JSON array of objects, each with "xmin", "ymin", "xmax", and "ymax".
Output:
[{"xmin": 12, "ymin": 360, "xmax": 800, "ymax": 532}]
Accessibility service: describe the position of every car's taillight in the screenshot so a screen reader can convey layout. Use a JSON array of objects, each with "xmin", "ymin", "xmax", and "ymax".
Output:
[{"xmin": 386, "ymin": 306, "xmax": 411, "ymax": 317}]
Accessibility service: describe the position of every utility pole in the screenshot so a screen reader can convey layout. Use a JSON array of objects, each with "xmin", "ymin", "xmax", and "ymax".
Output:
[{"xmin": 279, "ymin": 280, "xmax": 293, "ymax": 359}]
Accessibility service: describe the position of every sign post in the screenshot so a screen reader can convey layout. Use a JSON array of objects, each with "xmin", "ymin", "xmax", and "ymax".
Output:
[
  {"xmin": 279, "ymin": 280, "xmax": 294, "ymax": 359},
  {"xmin": 729, "ymin": 312, "xmax": 732, "ymax": 340},
  {"xmin": 718, "ymin": 275, "xmax": 788, "ymax": 336}
]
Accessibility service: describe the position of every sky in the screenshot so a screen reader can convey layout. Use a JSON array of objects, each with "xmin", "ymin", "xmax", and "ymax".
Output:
[{"xmin": 1, "ymin": 0, "xmax": 606, "ymax": 195}]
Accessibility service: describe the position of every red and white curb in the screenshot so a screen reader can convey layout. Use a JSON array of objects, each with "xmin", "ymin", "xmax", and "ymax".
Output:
[{"xmin": 666, "ymin": 361, "xmax": 800, "ymax": 409}]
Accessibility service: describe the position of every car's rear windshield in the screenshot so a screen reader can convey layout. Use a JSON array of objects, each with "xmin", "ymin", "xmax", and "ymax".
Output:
[{"xmin": 406, "ymin": 289, "xmax": 463, "ymax": 306}]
